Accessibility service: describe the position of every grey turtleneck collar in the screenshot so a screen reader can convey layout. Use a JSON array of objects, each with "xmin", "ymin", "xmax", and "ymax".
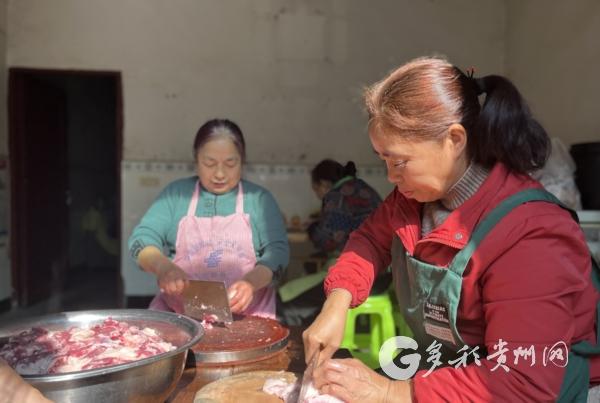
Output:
[{"xmin": 421, "ymin": 163, "xmax": 490, "ymax": 236}]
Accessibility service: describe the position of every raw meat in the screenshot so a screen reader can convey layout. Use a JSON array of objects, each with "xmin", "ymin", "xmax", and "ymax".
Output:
[
  {"xmin": 0, "ymin": 318, "xmax": 176, "ymax": 375},
  {"xmin": 199, "ymin": 314, "xmax": 219, "ymax": 330},
  {"xmin": 301, "ymin": 382, "xmax": 345, "ymax": 403},
  {"xmin": 262, "ymin": 373, "xmax": 300, "ymax": 402},
  {"xmin": 262, "ymin": 375, "xmax": 344, "ymax": 403}
]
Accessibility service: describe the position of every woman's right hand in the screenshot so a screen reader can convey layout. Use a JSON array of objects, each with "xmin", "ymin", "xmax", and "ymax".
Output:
[
  {"xmin": 137, "ymin": 246, "xmax": 188, "ymax": 295},
  {"xmin": 156, "ymin": 264, "xmax": 188, "ymax": 295},
  {"xmin": 303, "ymin": 288, "xmax": 352, "ymax": 365}
]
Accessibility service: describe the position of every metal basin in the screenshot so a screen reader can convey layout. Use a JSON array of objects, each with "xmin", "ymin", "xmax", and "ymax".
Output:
[{"xmin": 0, "ymin": 309, "xmax": 204, "ymax": 403}]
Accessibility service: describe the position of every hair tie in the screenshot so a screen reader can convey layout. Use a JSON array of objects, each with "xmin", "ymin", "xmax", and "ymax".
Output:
[
  {"xmin": 464, "ymin": 66, "xmax": 486, "ymax": 95},
  {"xmin": 473, "ymin": 77, "xmax": 486, "ymax": 96}
]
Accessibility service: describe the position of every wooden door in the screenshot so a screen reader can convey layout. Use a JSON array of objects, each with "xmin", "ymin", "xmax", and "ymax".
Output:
[{"xmin": 9, "ymin": 70, "xmax": 69, "ymax": 306}]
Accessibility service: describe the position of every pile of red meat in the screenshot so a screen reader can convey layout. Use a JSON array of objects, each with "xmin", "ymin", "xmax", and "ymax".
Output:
[{"xmin": 0, "ymin": 318, "xmax": 176, "ymax": 375}]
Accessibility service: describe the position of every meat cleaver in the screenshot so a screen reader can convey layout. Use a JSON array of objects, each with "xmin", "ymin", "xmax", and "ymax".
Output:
[
  {"xmin": 297, "ymin": 349, "xmax": 320, "ymax": 403},
  {"xmin": 181, "ymin": 280, "xmax": 233, "ymax": 324}
]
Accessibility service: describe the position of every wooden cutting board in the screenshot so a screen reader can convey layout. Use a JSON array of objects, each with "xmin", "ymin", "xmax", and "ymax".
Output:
[
  {"xmin": 193, "ymin": 370, "xmax": 297, "ymax": 403},
  {"xmin": 192, "ymin": 315, "xmax": 290, "ymax": 365},
  {"xmin": 193, "ymin": 315, "xmax": 289, "ymax": 352}
]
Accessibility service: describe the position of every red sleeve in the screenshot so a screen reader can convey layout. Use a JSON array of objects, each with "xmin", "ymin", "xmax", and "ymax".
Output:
[
  {"xmin": 324, "ymin": 190, "xmax": 415, "ymax": 307},
  {"xmin": 412, "ymin": 207, "xmax": 597, "ymax": 401}
]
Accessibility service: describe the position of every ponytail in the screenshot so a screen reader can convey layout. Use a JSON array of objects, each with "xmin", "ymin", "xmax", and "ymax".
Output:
[
  {"xmin": 311, "ymin": 159, "xmax": 356, "ymax": 184},
  {"xmin": 467, "ymin": 75, "xmax": 550, "ymax": 174},
  {"xmin": 364, "ymin": 57, "xmax": 549, "ymax": 174},
  {"xmin": 343, "ymin": 161, "xmax": 357, "ymax": 177}
]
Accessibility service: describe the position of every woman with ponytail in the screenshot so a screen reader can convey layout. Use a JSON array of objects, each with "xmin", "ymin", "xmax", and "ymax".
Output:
[
  {"xmin": 277, "ymin": 159, "xmax": 383, "ymax": 326},
  {"xmin": 303, "ymin": 57, "xmax": 600, "ymax": 402},
  {"xmin": 308, "ymin": 159, "xmax": 382, "ymax": 253}
]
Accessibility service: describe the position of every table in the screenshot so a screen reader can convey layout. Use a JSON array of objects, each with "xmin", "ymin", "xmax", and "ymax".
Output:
[
  {"xmin": 287, "ymin": 230, "xmax": 309, "ymax": 244},
  {"xmin": 168, "ymin": 327, "xmax": 353, "ymax": 402},
  {"xmin": 168, "ymin": 326, "xmax": 307, "ymax": 402}
]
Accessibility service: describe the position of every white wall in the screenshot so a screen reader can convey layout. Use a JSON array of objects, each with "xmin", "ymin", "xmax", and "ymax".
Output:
[
  {"xmin": 2, "ymin": 0, "xmax": 598, "ymax": 299},
  {"xmin": 3, "ymin": 0, "xmax": 507, "ymax": 297},
  {"xmin": 506, "ymin": 0, "xmax": 600, "ymax": 146},
  {"xmin": 4, "ymin": 0, "xmax": 506, "ymax": 165}
]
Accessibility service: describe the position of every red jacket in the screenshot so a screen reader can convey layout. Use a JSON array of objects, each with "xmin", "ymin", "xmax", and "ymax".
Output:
[{"xmin": 325, "ymin": 163, "xmax": 600, "ymax": 402}]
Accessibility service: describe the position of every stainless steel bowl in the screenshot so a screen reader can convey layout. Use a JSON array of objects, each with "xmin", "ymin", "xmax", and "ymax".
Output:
[{"xmin": 0, "ymin": 309, "xmax": 204, "ymax": 403}]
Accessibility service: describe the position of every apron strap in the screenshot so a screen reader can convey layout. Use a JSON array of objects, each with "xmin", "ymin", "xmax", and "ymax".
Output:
[
  {"xmin": 235, "ymin": 182, "xmax": 244, "ymax": 214},
  {"xmin": 449, "ymin": 188, "xmax": 564, "ymax": 277},
  {"xmin": 187, "ymin": 181, "xmax": 201, "ymax": 216},
  {"xmin": 189, "ymin": 181, "xmax": 244, "ymax": 216}
]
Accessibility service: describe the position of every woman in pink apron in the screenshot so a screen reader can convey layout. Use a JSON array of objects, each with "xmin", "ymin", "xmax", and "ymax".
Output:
[{"xmin": 128, "ymin": 119, "xmax": 289, "ymax": 319}]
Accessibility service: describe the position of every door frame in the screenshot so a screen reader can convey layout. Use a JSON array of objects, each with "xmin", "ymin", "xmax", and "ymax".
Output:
[{"xmin": 8, "ymin": 67, "xmax": 124, "ymax": 306}]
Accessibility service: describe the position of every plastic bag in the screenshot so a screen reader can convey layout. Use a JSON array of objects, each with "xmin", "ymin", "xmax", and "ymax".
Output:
[{"xmin": 531, "ymin": 137, "xmax": 582, "ymax": 210}]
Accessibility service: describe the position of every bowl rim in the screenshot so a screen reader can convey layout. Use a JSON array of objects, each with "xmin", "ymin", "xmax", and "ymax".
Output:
[{"xmin": 0, "ymin": 309, "xmax": 204, "ymax": 382}]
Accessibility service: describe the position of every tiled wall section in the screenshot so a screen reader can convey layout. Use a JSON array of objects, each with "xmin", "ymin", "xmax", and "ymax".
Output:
[{"xmin": 121, "ymin": 160, "xmax": 393, "ymax": 296}]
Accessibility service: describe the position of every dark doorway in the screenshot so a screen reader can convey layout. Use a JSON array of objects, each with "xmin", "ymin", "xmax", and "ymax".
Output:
[{"xmin": 9, "ymin": 68, "xmax": 123, "ymax": 310}]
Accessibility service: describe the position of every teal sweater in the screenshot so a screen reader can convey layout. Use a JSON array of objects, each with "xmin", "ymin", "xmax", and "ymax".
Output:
[{"xmin": 128, "ymin": 177, "xmax": 289, "ymax": 281}]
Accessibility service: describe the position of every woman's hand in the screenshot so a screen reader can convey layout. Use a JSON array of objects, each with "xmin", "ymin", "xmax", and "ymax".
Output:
[
  {"xmin": 156, "ymin": 265, "xmax": 188, "ymax": 295},
  {"xmin": 227, "ymin": 280, "xmax": 255, "ymax": 313},
  {"xmin": 137, "ymin": 246, "xmax": 188, "ymax": 295},
  {"xmin": 227, "ymin": 264, "xmax": 274, "ymax": 313},
  {"xmin": 313, "ymin": 358, "xmax": 412, "ymax": 403},
  {"xmin": 1, "ymin": 359, "xmax": 53, "ymax": 403},
  {"xmin": 302, "ymin": 289, "xmax": 352, "ymax": 364}
]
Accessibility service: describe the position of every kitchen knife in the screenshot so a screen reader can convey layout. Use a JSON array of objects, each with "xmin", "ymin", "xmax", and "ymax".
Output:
[
  {"xmin": 297, "ymin": 349, "xmax": 320, "ymax": 403},
  {"xmin": 181, "ymin": 280, "xmax": 233, "ymax": 324}
]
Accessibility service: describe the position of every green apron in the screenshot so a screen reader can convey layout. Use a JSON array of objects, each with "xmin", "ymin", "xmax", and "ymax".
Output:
[{"xmin": 391, "ymin": 188, "xmax": 600, "ymax": 401}]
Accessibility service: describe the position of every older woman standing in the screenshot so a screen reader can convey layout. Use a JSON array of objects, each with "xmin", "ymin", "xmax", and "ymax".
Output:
[
  {"xmin": 128, "ymin": 119, "xmax": 289, "ymax": 318},
  {"xmin": 303, "ymin": 57, "xmax": 600, "ymax": 402}
]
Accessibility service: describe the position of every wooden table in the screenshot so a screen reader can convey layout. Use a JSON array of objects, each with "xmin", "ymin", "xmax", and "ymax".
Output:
[
  {"xmin": 167, "ymin": 326, "xmax": 307, "ymax": 402},
  {"xmin": 168, "ymin": 327, "xmax": 353, "ymax": 402},
  {"xmin": 287, "ymin": 230, "xmax": 309, "ymax": 244}
]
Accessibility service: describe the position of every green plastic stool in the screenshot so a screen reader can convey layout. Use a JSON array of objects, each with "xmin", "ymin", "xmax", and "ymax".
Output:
[{"xmin": 341, "ymin": 293, "xmax": 397, "ymax": 369}]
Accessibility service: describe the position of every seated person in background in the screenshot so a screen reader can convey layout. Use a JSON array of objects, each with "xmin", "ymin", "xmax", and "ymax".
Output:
[
  {"xmin": 278, "ymin": 159, "xmax": 387, "ymax": 326},
  {"xmin": 128, "ymin": 119, "xmax": 289, "ymax": 319},
  {"xmin": 307, "ymin": 159, "xmax": 382, "ymax": 254}
]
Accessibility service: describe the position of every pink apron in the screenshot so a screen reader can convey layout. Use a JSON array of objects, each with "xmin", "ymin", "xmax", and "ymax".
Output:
[{"xmin": 149, "ymin": 181, "xmax": 276, "ymax": 318}]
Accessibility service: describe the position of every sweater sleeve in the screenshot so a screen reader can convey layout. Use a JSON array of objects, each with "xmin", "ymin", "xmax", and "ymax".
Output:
[
  {"xmin": 252, "ymin": 188, "xmax": 290, "ymax": 282},
  {"xmin": 323, "ymin": 191, "xmax": 400, "ymax": 307},
  {"xmin": 412, "ymin": 209, "xmax": 596, "ymax": 402},
  {"xmin": 127, "ymin": 181, "xmax": 182, "ymax": 261}
]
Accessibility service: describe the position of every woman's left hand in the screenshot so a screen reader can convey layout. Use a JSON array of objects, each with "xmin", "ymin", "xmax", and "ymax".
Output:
[
  {"xmin": 313, "ymin": 358, "xmax": 410, "ymax": 403},
  {"xmin": 227, "ymin": 280, "xmax": 255, "ymax": 313}
]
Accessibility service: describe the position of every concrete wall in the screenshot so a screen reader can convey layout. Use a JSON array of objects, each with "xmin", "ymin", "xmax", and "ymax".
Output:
[
  {"xmin": 506, "ymin": 0, "xmax": 600, "ymax": 146},
  {"xmin": 2, "ymin": 0, "xmax": 507, "ymax": 298},
  {"xmin": 2, "ymin": 0, "xmax": 509, "ymax": 298},
  {"xmin": 4, "ymin": 0, "xmax": 506, "ymax": 165}
]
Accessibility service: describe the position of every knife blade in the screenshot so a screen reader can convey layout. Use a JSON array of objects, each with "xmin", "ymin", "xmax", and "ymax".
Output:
[
  {"xmin": 181, "ymin": 280, "xmax": 233, "ymax": 324},
  {"xmin": 297, "ymin": 349, "xmax": 320, "ymax": 403}
]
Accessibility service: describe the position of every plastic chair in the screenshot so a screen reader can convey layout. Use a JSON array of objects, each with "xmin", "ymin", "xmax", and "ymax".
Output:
[
  {"xmin": 340, "ymin": 293, "xmax": 397, "ymax": 369},
  {"xmin": 278, "ymin": 254, "xmax": 338, "ymax": 303}
]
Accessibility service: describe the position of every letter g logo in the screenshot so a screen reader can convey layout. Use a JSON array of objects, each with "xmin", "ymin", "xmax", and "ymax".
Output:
[{"xmin": 379, "ymin": 336, "xmax": 421, "ymax": 380}]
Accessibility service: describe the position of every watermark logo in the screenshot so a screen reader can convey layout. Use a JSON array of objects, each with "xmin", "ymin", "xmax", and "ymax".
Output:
[
  {"xmin": 379, "ymin": 336, "xmax": 421, "ymax": 380},
  {"xmin": 378, "ymin": 337, "xmax": 568, "ymax": 380}
]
